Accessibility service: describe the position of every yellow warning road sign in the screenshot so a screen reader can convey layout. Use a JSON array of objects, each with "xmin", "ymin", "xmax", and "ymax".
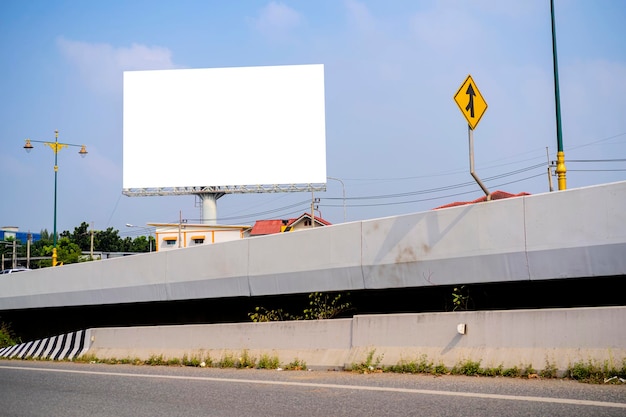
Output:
[{"xmin": 454, "ymin": 75, "xmax": 487, "ymax": 130}]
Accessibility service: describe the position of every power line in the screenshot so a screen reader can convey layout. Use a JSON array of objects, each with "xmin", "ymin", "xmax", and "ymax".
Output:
[
  {"xmin": 209, "ymin": 132, "xmax": 626, "ymax": 222},
  {"xmin": 568, "ymin": 159, "xmax": 626, "ymax": 163},
  {"xmin": 569, "ymin": 169, "xmax": 626, "ymax": 172},
  {"xmin": 321, "ymin": 173, "xmax": 545, "ymax": 209},
  {"xmin": 326, "ymin": 162, "xmax": 545, "ymax": 201},
  {"xmin": 210, "ymin": 163, "xmax": 547, "ymax": 221},
  {"xmin": 568, "ymin": 132, "xmax": 626, "ymax": 151},
  {"xmin": 217, "ymin": 199, "xmax": 311, "ymax": 221}
]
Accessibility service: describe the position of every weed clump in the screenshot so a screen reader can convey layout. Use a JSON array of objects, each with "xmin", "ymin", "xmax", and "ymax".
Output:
[{"xmin": 350, "ymin": 349, "xmax": 383, "ymax": 373}]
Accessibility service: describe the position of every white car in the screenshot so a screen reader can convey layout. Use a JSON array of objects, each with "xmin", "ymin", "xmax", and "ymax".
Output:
[{"xmin": 0, "ymin": 267, "xmax": 31, "ymax": 274}]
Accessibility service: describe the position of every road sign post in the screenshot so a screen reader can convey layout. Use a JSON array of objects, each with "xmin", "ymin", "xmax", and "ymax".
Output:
[{"xmin": 454, "ymin": 75, "xmax": 490, "ymax": 200}]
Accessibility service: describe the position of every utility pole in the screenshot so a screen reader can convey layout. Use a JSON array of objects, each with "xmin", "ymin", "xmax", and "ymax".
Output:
[
  {"xmin": 311, "ymin": 192, "xmax": 315, "ymax": 228},
  {"xmin": 90, "ymin": 222, "xmax": 95, "ymax": 259},
  {"xmin": 178, "ymin": 211, "xmax": 183, "ymax": 248},
  {"xmin": 27, "ymin": 233, "xmax": 32, "ymax": 269},
  {"xmin": 12, "ymin": 240, "xmax": 17, "ymax": 269}
]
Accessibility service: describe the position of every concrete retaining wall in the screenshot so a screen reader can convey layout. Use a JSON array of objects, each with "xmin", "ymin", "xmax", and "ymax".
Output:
[{"xmin": 3, "ymin": 306, "xmax": 616, "ymax": 372}]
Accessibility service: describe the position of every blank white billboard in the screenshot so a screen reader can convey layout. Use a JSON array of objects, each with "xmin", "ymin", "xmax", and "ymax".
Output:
[{"xmin": 123, "ymin": 64, "xmax": 326, "ymax": 192}]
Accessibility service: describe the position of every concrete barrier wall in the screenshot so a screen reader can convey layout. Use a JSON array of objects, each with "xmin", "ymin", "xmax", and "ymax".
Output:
[
  {"xmin": 248, "ymin": 221, "xmax": 365, "ymax": 295},
  {"xmin": 86, "ymin": 319, "xmax": 354, "ymax": 368},
  {"xmin": 525, "ymin": 182, "xmax": 626, "ymax": 279},
  {"xmin": 348, "ymin": 307, "xmax": 626, "ymax": 372},
  {"xmin": 14, "ymin": 306, "xmax": 610, "ymax": 372},
  {"xmin": 360, "ymin": 196, "xmax": 529, "ymax": 288},
  {"xmin": 1, "ymin": 181, "xmax": 625, "ymax": 311}
]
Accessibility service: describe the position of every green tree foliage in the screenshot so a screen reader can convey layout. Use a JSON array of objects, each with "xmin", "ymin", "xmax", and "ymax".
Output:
[
  {"xmin": 23, "ymin": 222, "xmax": 152, "ymax": 268},
  {"xmin": 40, "ymin": 237, "xmax": 83, "ymax": 266},
  {"xmin": 0, "ymin": 320, "xmax": 20, "ymax": 348},
  {"xmin": 0, "ymin": 237, "xmax": 16, "ymax": 261},
  {"xmin": 249, "ymin": 292, "xmax": 353, "ymax": 322},
  {"xmin": 94, "ymin": 227, "xmax": 122, "ymax": 252},
  {"xmin": 303, "ymin": 292, "xmax": 352, "ymax": 320},
  {"xmin": 129, "ymin": 235, "xmax": 151, "ymax": 252},
  {"xmin": 39, "ymin": 229, "xmax": 51, "ymax": 242},
  {"xmin": 61, "ymin": 221, "xmax": 92, "ymax": 251},
  {"xmin": 1, "ymin": 237, "xmax": 30, "ymax": 269},
  {"xmin": 452, "ymin": 285, "xmax": 472, "ymax": 311}
]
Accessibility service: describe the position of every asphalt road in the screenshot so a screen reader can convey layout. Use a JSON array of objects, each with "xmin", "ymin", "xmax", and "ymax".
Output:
[{"xmin": 1, "ymin": 361, "xmax": 625, "ymax": 417}]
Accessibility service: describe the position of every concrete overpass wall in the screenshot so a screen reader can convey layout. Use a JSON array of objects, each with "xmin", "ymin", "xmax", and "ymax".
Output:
[{"xmin": 1, "ymin": 181, "xmax": 625, "ymax": 311}]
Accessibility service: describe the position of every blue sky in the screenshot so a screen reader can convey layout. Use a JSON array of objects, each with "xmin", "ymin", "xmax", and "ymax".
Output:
[{"xmin": 1, "ymin": 0, "xmax": 625, "ymax": 239}]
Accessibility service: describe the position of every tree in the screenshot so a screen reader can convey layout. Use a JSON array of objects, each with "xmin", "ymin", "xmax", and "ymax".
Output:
[
  {"xmin": 39, "ymin": 229, "xmax": 52, "ymax": 243},
  {"xmin": 56, "ymin": 238, "xmax": 83, "ymax": 264},
  {"xmin": 120, "ymin": 236, "xmax": 133, "ymax": 252},
  {"xmin": 61, "ymin": 221, "xmax": 91, "ymax": 252},
  {"xmin": 130, "ymin": 235, "xmax": 150, "ymax": 252},
  {"xmin": 39, "ymin": 237, "xmax": 82, "ymax": 266},
  {"xmin": 27, "ymin": 223, "xmax": 153, "ymax": 268},
  {"xmin": 95, "ymin": 227, "xmax": 122, "ymax": 252}
]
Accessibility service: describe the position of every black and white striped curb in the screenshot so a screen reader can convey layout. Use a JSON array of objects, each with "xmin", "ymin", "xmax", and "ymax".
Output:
[{"xmin": 0, "ymin": 329, "xmax": 91, "ymax": 361}]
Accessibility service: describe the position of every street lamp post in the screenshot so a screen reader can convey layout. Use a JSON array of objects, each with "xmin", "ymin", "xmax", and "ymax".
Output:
[
  {"xmin": 327, "ymin": 176, "xmax": 346, "ymax": 223},
  {"xmin": 550, "ymin": 0, "xmax": 566, "ymax": 190},
  {"xmin": 24, "ymin": 130, "xmax": 87, "ymax": 266},
  {"xmin": 126, "ymin": 224, "xmax": 153, "ymax": 252}
]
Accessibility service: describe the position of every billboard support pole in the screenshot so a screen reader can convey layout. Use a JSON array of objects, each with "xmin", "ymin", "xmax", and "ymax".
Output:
[{"xmin": 197, "ymin": 193, "xmax": 224, "ymax": 225}]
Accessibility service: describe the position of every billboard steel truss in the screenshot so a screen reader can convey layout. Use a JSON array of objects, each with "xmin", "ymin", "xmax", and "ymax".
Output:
[{"xmin": 122, "ymin": 183, "xmax": 327, "ymax": 197}]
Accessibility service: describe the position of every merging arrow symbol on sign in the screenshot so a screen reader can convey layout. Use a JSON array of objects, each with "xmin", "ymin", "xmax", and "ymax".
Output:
[
  {"xmin": 465, "ymin": 83, "xmax": 475, "ymax": 118},
  {"xmin": 454, "ymin": 75, "xmax": 487, "ymax": 129}
]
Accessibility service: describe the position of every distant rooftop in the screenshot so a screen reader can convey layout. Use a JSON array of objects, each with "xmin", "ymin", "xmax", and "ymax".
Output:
[
  {"xmin": 250, "ymin": 213, "xmax": 331, "ymax": 236},
  {"xmin": 433, "ymin": 191, "xmax": 530, "ymax": 210}
]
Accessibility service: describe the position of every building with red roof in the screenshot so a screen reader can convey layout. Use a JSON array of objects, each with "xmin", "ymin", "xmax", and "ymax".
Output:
[
  {"xmin": 433, "ymin": 191, "xmax": 530, "ymax": 210},
  {"xmin": 250, "ymin": 213, "xmax": 332, "ymax": 236}
]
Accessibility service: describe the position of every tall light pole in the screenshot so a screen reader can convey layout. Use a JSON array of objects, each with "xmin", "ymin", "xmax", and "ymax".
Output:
[
  {"xmin": 550, "ymin": 0, "xmax": 566, "ymax": 190},
  {"xmin": 327, "ymin": 176, "xmax": 346, "ymax": 223},
  {"xmin": 24, "ymin": 130, "xmax": 87, "ymax": 266}
]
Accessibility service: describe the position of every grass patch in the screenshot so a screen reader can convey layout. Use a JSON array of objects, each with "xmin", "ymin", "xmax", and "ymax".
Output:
[
  {"xmin": 284, "ymin": 358, "xmax": 307, "ymax": 371},
  {"xmin": 540, "ymin": 360, "xmax": 559, "ymax": 378},
  {"xmin": 0, "ymin": 321, "xmax": 21, "ymax": 348},
  {"xmin": 451, "ymin": 359, "xmax": 482, "ymax": 376},
  {"xmin": 349, "ymin": 349, "xmax": 383, "ymax": 373},
  {"xmin": 29, "ymin": 349, "xmax": 626, "ymax": 385},
  {"xmin": 145, "ymin": 355, "xmax": 166, "ymax": 366},
  {"xmin": 385, "ymin": 354, "xmax": 433, "ymax": 374},
  {"xmin": 218, "ymin": 352, "xmax": 236, "ymax": 368},
  {"xmin": 567, "ymin": 359, "xmax": 626, "ymax": 384},
  {"xmin": 182, "ymin": 353, "xmax": 212, "ymax": 367},
  {"xmin": 236, "ymin": 350, "xmax": 256, "ymax": 369},
  {"xmin": 257, "ymin": 354, "xmax": 280, "ymax": 369}
]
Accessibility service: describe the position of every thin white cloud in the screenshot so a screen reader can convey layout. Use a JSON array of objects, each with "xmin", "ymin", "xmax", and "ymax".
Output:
[
  {"xmin": 251, "ymin": 2, "xmax": 302, "ymax": 40},
  {"xmin": 57, "ymin": 37, "xmax": 179, "ymax": 94},
  {"xmin": 561, "ymin": 59, "xmax": 626, "ymax": 146},
  {"xmin": 410, "ymin": 5, "xmax": 485, "ymax": 55},
  {"xmin": 344, "ymin": 0, "xmax": 376, "ymax": 32},
  {"xmin": 338, "ymin": 0, "xmax": 410, "ymax": 82}
]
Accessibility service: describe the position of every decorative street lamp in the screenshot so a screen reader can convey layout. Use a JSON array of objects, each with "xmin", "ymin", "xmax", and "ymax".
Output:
[
  {"xmin": 24, "ymin": 130, "xmax": 87, "ymax": 266},
  {"xmin": 327, "ymin": 176, "xmax": 346, "ymax": 223},
  {"xmin": 550, "ymin": 0, "xmax": 566, "ymax": 190}
]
